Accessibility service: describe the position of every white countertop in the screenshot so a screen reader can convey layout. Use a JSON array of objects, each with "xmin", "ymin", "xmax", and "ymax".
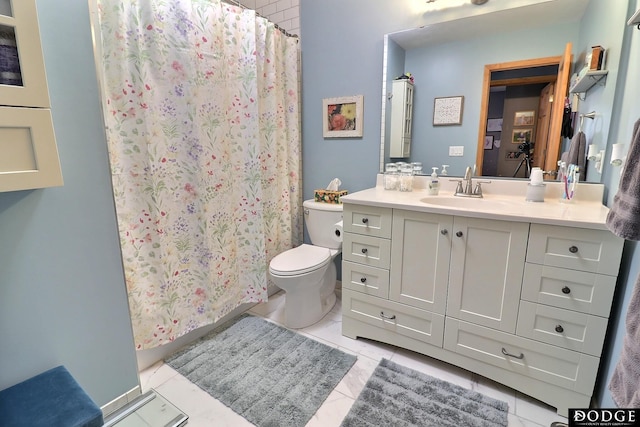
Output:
[{"xmin": 341, "ymin": 176, "xmax": 611, "ymax": 230}]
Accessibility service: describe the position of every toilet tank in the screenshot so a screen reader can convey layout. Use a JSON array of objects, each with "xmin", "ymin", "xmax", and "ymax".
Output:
[{"xmin": 303, "ymin": 199, "xmax": 343, "ymax": 249}]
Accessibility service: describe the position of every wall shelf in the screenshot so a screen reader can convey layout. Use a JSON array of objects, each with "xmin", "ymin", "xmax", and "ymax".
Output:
[{"xmin": 569, "ymin": 70, "xmax": 608, "ymax": 94}]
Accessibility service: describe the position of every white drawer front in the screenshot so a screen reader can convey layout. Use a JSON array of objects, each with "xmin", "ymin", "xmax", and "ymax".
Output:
[
  {"xmin": 516, "ymin": 301, "xmax": 608, "ymax": 357},
  {"xmin": 527, "ymin": 224, "xmax": 623, "ymax": 275},
  {"xmin": 444, "ymin": 319, "xmax": 599, "ymax": 393},
  {"xmin": 343, "ymin": 204, "xmax": 393, "ymax": 238},
  {"xmin": 342, "ymin": 289, "xmax": 444, "ymax": 347},
  {"xmin": 343, "ymin": 233, "xmax": 391, "ymax": 269},
  {"xmin": 342, "ymin": 261, "xmax": 389, "ymax": 299},
  {"xmin": 522, "ymin": 263, "xmax": 617, "ymax": 317}
]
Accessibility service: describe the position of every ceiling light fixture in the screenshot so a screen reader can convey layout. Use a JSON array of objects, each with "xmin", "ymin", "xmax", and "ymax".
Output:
[{"xmin": 471, "ymin": 0, "xmax": 488, "ymax": 4}]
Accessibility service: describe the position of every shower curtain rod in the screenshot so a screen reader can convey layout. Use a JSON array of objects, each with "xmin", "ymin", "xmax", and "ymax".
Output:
[{"xmin": 222, "ymin": 0, "xmax": 299, "ymax": 40}]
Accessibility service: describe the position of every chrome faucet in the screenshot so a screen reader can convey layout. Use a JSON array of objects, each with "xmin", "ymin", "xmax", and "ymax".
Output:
[{"xmin": 454, "ymin": 166, "xmax": 490, "ymax": 198}]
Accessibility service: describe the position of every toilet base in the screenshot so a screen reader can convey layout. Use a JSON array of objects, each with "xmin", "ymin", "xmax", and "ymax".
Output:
[{"xmin": 281, "ymin": 262, "xmax": 337, "ymax": 329}]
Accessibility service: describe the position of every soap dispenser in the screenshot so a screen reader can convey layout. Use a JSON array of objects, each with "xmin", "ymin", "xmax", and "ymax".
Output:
[{"xmin": 428, "ymin": 167, "xmax": 440, "ymax": 195}]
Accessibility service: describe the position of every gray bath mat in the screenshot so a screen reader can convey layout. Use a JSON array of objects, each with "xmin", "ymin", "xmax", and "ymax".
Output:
[
  {"xmin": 165, "ymin": 314, "xmax": 356, "ymax": 427},
  {"xmin": 341, "ymin": 358, "xmax": 508, "ymax": 427}
]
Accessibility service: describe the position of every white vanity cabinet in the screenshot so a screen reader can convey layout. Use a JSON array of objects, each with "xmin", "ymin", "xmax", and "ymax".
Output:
[
  {"xmin": 342, "ymin": 200, "xmax": 624, "ymax": 416},
  {"xmin": 0, "ymin": 0, "xmax": 63, "ymax": 191},
  {"xmin": 389, "ymin": 79, "xmax": 413, "ymax": 158}
]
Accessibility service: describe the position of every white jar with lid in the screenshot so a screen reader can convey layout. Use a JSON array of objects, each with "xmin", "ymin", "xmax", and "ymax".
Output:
[
  {"xmin": 398, "ymin": 164, "xmax": 414, "ymax": 192},
  {"xmin": 383, "ymin": 163, "xmax": 399, "ymax": 190}
]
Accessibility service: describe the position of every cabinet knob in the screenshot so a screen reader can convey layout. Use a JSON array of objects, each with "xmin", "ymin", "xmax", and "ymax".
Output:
[
  {"xmin": 561, "ymin": 286, "xmax": 571, "ymax": 294},
  {"xmin": 362, "ymin": 218, "xmax": 369, "ymax": 224},
  {"xmin": 456, "ymin": 231, "xmax": 463, "ymax": 237},
  {"xmin": 440, "ymin": 229, "xmax": 448, "ymax": 235},
  {"xmin": 555, "ymin": 325, "xmax": 564, "ymax": 333},
  {"xmin": 360, "ymin": 277, "xmax": 367, "ymax": 283},
  {"xmin": 361, "ymin": 248, "xmax": 368, "ymax": 254},
  {"xmin": 569, "ymin": 245, "xmax": 579, "ymax": 253}
]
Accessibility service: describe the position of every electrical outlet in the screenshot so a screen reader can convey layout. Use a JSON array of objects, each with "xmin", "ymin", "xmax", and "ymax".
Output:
[{"xmin": 449, "ymin": 146, "xmax": 464, "ymax": 156}]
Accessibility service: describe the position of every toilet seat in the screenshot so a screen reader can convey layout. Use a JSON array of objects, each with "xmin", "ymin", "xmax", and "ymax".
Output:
[{"xmin": 269, "ymin": 244, "xmax": 331, "ymax": 276}]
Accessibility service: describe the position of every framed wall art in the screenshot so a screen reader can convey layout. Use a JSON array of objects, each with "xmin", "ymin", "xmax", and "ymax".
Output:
[
  {"xmin": 433, "ymin": 96, "xmax": 464, "ymax": 126},
  {"xmin": 512, "ymin": 128, "xmax": 532, "ymax": 144},
  {"xmin": 514, "ymin": 111, "xmax": 535, "ymax": 126},
  {"xmin": 483, "ymin": 135, "xmax": 494, "ymax": 149},
  {"xmin": 323, "ymin": 95, "xmax": 363, "ymax": 138}
]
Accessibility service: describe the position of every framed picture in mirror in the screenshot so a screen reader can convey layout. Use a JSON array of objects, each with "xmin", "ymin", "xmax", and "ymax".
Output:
[
  {"xmin": 512, "ymin": 128, "xmax": 532, "ymax": 144},
  {"xmin": 514, "ymin": 111, "xmax": 535, "ymax": 126},
  {"xmin": 483, "ymin": 135, "xmax": 494, "ymax": 149},
  {"xmin": 433, "ymin": 96, "xmax": 463, "ymax": 126}
]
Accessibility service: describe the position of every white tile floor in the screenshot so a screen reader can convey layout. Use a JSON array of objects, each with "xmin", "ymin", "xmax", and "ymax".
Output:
[{"xmin": 139, "ymin": 291, "xmax": 569, "ymax": 427}]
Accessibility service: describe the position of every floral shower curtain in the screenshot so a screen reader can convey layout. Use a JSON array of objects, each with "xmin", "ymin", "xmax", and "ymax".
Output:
[{"xmin": 97, "ymin": 0, "xmax": 302, "ymax": 349}]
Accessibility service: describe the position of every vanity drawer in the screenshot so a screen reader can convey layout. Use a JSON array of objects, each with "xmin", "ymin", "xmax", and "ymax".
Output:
[
  {"xmin": 527, "ymin": 224, "xmax": 623, "ymax": 275},
  {"xmin": 343, "ymin": 233, "xmax": 391, "ymax": 269},
  {"xmin": 521, "ymin": 263, "xmax": 617, "ymax": 317},
  {"xmin": 444, "ymin": 318, "xmax": 599, "ymax": 393},
  {"xmin": 342, "ymin": 261, "xmax": 390, "ymax": 299},
  {"xmin": 516, "ymin": 301, "xmax": 608, "ymax": 357},
  {"xmin": 343, "ymin": 204, "xmax": 393, "ymax": 238},
  {"xmin": 343, "ymin": 289, "xmax": 444, "ymax": 347}
]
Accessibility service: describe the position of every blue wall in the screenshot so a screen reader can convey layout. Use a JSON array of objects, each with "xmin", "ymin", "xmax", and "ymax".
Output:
[
  {"xmin": 301, "ymin": 0, "xmax": 640, "ymax": 409},
  {"xmin": 0, "ymin": 0, "xmax": 139, "ymax": 406}
]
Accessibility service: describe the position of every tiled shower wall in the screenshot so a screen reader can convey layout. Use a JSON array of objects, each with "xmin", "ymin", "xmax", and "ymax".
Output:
[{"xmin": 237, "ymin": 0, "xmax": 300, "ymax": 36}]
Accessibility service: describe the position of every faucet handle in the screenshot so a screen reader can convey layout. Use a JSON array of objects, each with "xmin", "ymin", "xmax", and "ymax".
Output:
[
  {"xmin": 450, "ymin": 180, "xmax": 464, "ymax": 194},
  {"xmin": 473, "ymin": 180, "xmax": 491, "ymax": 196}
]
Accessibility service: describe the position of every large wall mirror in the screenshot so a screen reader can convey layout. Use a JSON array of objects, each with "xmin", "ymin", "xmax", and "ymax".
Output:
[{"xmin": 380, "ymin": 0, "xmax": 627, "ymax": 183}]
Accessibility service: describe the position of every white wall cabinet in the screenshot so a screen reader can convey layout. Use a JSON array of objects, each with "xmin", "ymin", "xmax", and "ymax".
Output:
[
  {"xmin": 0, "ymin": 0, "xmax": 63, "ymax": 191},
  {"xmin": 342, "ymin": 203, "xmax": 623, "ymax": 416},
  {"xmin": 389, "ymin": 80, "xmax": 413, "ymax": 158}
]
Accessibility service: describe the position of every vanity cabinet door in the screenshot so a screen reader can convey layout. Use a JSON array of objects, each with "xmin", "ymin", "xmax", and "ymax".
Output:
[
  {"xmin": 389, "ymin": 210, "xmax": 452, "ymax": 314},
  {"xmin": 446, "ymin": 217, "xmax": 529, "ymax": 333}
]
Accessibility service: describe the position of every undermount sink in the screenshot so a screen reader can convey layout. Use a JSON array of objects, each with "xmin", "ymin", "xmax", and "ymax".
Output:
[{"xmin": 420, "ymin": 196, "xmax": 516, "ymax": 210}]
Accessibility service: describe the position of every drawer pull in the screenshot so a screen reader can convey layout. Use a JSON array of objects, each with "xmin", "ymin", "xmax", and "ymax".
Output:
[
  {"xmin": 569, "ymin": 245, "xmax": 579, "ymax": 253},
  {"xmin": 360, "ymin": 277, "xmax": 367, "ymax": 284},
  {"xmin": 501, "ymin": 347, "xmax": 524, "ymax": 359},
  {"xmin": 441, "ymin": 229, "xmax": 448, "ymax": 235},
  {"xmin": 456, "ymin": 231, "xmax": 463, "ymax": 237},
  {"xmin": 380, "ymin": 311, "xmax": 396, "ymax": 320},
  {"xmin": 362, "ymin": 218, "xmax": 369, "ymax": 224},
  {"xmin": 562, "ymin": 286, "xmax": 571, "ymax": 294},
  {"xmin": 361, "ymin": 248, "xmax": 368, "ymax": 254},
  {"xmin": 555, "ymin": 325, "xmax": 564, "ymax": 333}
]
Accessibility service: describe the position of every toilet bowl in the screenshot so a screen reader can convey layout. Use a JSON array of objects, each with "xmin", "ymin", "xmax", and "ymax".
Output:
[{"xmin": 268, "ymin": 199, "xmax": 343, "ymax": 329}]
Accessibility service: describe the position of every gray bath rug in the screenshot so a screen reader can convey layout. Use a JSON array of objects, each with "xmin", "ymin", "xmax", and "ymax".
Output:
[
  {"xmin": 341, "ymin": 358, "xmax": 508, "ymax": 427},
  {"xmin": 165, "ymin": 314, "xmax": 356, "ymax": 427}
]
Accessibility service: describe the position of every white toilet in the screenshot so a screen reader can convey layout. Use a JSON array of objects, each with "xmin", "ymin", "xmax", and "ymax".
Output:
[{"xmin": 268, "ymin": 199, "xmax": 343, "ymax": 329}]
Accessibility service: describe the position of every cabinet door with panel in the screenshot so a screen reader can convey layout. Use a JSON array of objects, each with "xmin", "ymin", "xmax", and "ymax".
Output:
[
  {"xmin": 446, "ymin": 217, "xmax": 529, "ymax": 333},
  {"xmin": 390, "ymin": 210, "xmax": 452, "ymax": 314},
  {"xmin": 0, "ymin": 0, "xmax": 50, "ymax": 107},
  {"xmin": 0, "ymin": 0, "xmax": 62, "ymax": 191}
]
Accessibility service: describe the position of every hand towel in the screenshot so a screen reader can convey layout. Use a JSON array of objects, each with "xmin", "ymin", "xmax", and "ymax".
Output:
[
  {"xmin": 566, "ymin": 130, "xmax": 586, "ymax": 182},
  {"xmin": 606, "ymin": 118, "xmax": 640, "ymax": 240},
  {"xmin": 607, "ymin": 118, "xmax": 640, "ymax": 408},
  {"xmin": 609, "ymin": 272, "xmax": 640, "ymax": 408}
]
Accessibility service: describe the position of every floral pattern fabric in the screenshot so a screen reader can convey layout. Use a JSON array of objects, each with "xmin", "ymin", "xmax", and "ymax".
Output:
[{"xmin": 97, "ymin": 0, "xmax": 301, "ymax": 349}]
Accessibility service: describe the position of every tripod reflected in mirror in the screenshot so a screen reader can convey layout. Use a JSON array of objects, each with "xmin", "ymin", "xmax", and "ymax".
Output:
[{"xmin": 513, "ymin": 140, "xmax": 533, "ymax": 178}]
